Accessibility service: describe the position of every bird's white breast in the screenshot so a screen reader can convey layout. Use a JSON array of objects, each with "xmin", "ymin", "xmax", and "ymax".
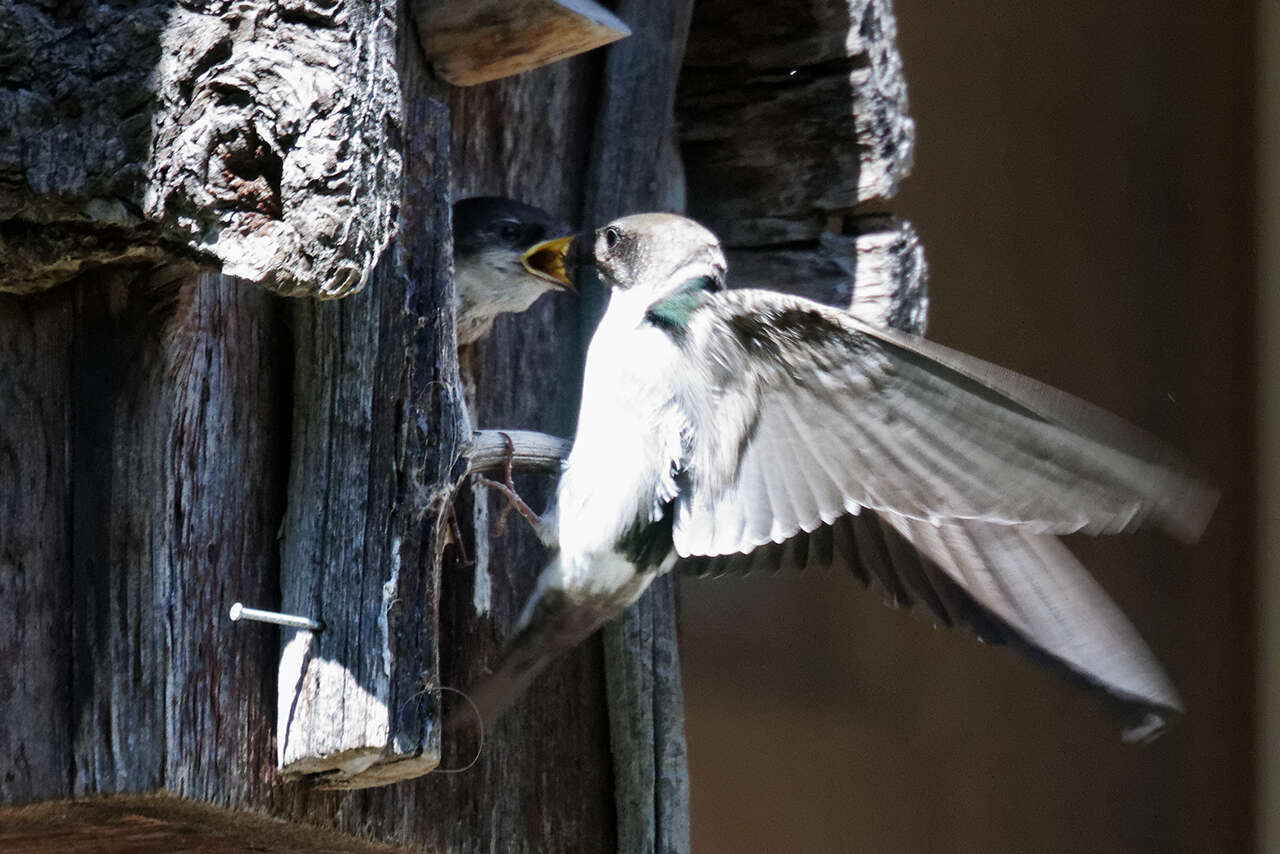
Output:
[{"xmin": 550, "ymin": 287, "xmax": 686, "ymax": 584}]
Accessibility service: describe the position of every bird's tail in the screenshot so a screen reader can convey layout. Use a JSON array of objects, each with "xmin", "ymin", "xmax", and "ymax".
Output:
[{"xmin": 450, "ymin": 585, "xmax": 620, "ymax": 731}]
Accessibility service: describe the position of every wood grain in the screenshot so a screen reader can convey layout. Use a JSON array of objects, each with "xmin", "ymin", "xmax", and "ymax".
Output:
[
  {"xmin": 678, "ymin": 0, "xmax": 914, "ymax": 246},
  {"xmin": 277, "ymin": 99, "xmax": 460, "ymax": 788},
  {"xmin": 67, "ymin": 268, "xmax": 284, "ymax": 805},
  {"xmin": 416, "ymin": 0, "xmax": 630, "ymax": 86},
  {"xmin": 0, "ymin": 797, "xmax": 412, "ymax": 854},
  {"xmin": 0, "ymin": 288, "xmax": 74, "ymax": 804},
  {"xmin": 578, "ymin": 1, "xmax": 697, "ymax": 851}
]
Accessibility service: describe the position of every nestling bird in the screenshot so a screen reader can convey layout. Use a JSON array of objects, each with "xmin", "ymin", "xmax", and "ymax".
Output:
[
  {"xmin": 464, "ymin": 213, "xmax": 1216, "ymax": 740},
  {"xmin": 452, "ymin": 197, "xmax": 575, "ymax": 345}
]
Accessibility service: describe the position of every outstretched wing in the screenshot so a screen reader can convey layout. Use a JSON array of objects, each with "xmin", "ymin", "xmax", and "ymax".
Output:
[
  {"xmin": 668, "ymin": 290, "xmax": 1215, "ymax": 559},
  {"xmin": 678, "ymin": 512, "xmax": 1180, "ymax": 738}
]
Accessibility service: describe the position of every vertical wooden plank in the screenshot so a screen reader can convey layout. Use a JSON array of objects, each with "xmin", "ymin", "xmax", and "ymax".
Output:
[
  {"xmin": 328, "ymin": 58, "xmax": 618, "ymax": 853},
  {"xmin": 277, "ymin": 98, "xmax": 461, "ymax": 788},
  {"xmin": 0, "ymin": 288, "xmax": 74, "ymax": 804},
  {"xmin": 273, "ymin": 17, "xmax": 618, "ymax": 851},
  {"xmin": 160, "ymin": 275, "xmax": 285, "ymax": 806},
  {"xmin": 581, "ymin": 2, "xmax": 696, "ymax": 851},
  {"xmin": 68, "ymin": 270, "xmax": 284, "ymax": 803},
  {"xmin": 70, "ymin": 273, "xmax": 165, "ymax": 795}
]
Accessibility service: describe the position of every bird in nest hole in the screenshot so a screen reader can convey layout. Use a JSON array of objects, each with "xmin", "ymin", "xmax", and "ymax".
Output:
[
  {"xmin": 452, "ymin": 196, "xmax": 576, "ymax": 347},
  {"xmin": 456, "ymin": 211, "xmax": 1216, "ymax": 744}
]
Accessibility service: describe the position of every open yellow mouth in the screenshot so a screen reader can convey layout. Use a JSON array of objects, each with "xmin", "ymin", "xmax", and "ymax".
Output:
[{"xmin": 521, "ymin": 235, "xmax": 575, "ymax": 289}]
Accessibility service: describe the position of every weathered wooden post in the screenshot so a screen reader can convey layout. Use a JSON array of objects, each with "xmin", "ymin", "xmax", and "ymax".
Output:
[{"xmin": 0, "ymin": 0, "xmax": 921, "ymax": 850}]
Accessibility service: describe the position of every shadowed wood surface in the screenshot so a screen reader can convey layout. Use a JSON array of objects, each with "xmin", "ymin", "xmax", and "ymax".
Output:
[
  {"xmin": 0, "ymin": 288, "xmax": 74, "ymax": 804},
  {"xmin": 0, "ymin": 798, "xmax": 411, "ymax": 854},
  {"xmin": 68, "ymin": 269, "xmax": 284, "ymax": 804},
  {"xmin": 726, "ymin": 216, "xmax": 928, "ymax": 330},
  {"xmin": 678, "ymin": 0, "xmax": 914, "ymax": 246}
]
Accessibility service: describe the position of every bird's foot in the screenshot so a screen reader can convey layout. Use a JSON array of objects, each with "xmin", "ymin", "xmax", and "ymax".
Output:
[{"xmin": 475, "ymin": 432, "xmax": 544, "ymax": 536}]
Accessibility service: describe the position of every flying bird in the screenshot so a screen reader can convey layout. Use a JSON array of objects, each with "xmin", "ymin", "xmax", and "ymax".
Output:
[
  {"xmin": 452, "ymin": 197, "xmax": 575, "ymax": 346},
  {"xmin": 464, "ymin": 212, "xmax": 1216, "ymax": 740}
]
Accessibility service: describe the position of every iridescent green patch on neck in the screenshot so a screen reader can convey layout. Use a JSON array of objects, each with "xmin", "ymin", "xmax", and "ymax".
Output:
[{"xmin": 645, "ymin": 276, "xmax": 718, "ymax": 336}]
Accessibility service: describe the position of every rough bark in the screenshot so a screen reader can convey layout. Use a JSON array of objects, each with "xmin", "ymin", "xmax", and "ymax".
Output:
[{"xmin": 1, "ymin": 0, "xmax": 401, "ymax": 297}]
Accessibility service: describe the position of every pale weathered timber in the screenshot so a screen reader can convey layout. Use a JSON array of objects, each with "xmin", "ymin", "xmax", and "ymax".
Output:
[
  {"xmin": 0, "ymin": 0, "xmax": 400, "ymax": 297},
  {"xmin": 276, "ymin": 98, "xmax": 460, "ymax": 789},
  {"xmin": 0, "ymin": 288, "xmax": 74, "ymax": 805},
  {"xmin": 67, "ymin": 268, "xmax": 283, "ymax": 805},
  {"xmin": 726, "ymin": 215, "xmax": 928, "ymax": 333},
  {"xmin": 677, "ymin": 0, "xmax": 914, "ymax": 246},
  {"xmin": 579, "ymin": 1, "xmax": 696, "ymax": 852},
  {"xmin": 415, "ymin": 0, "xmax": 630, "ymax": 86}
]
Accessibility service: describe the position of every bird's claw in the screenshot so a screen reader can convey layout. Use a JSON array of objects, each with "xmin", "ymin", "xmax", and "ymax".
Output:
[{"xmin": 476, "ymin": 476, "xmax": 544, "ymax": 533}]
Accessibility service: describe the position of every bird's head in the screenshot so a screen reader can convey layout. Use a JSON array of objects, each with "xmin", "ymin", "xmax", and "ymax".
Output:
[
  {"xmin": 452, "ymin": 197, "xmax": 578, "ymax": 344},
  {"xmin": 453, "ymin": 196, "xmax": 576, "ymax": 296},
  {"xmin": 523, "ymin": 213, "xmax": 727, "ymax": 297}
]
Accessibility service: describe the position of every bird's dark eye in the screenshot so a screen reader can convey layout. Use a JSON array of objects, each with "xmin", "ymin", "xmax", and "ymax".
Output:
[
  {"xmin": 603, "ymin": 226, "xmax": 621, "ymax": 249},
  {"xmin": 497, "ymin": 220, "xmax": 521, "ymax": 242}
]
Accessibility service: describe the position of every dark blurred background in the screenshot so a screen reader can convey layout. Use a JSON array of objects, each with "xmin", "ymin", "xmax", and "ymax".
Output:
[{"xmin": 678, "ymin": 2, "xmax": 1259, "ymax": 852}]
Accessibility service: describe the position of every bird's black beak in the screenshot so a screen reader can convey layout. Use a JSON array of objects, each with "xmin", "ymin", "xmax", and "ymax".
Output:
[{"xmin": 522, "ymin": 235, "xmax": 577, "ymax": 291}]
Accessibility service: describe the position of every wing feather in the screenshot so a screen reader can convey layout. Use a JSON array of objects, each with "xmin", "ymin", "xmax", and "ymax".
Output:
[
  {"xmin": 676, "ymin": 512, "xmax": 1181, "ymax": 737},
  {"xmin": 671, "ymin": 290, "xmax": 1215, "ymax": 558}
]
